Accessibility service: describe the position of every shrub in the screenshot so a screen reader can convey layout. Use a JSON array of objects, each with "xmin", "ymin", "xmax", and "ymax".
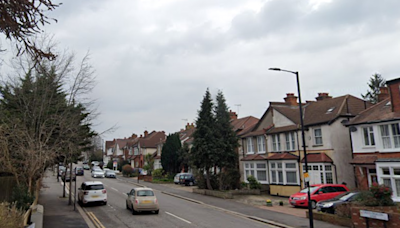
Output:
[
  {"xmin": 354, "ymin": 183, "xmax": 395, "ymax": 206},
  {"xmin": 11, "ymin": 185, "xmax": 35, "ymax": 211},
  {"xmin": 152, "ymin": 169, "xmax": 164, "ymax": 179},
  {"xmin": 0, "ymin": 202, "xmax": 24, "ymax": 228},
  {"xmin": 247, "ymin": 175, "xmax": 261, "ymax": 189},
  {"xmin": 240, "ymin": 182, "xmax": 248, "ymax": 189},
  {"xmin": 122, "ymin": 164, "xmax": 133, "ymax": 177},
  {"xmin": 106, "ymin": 160, "xmax": 113, "ymax": 169},
  {"xmin": 335, "ymin": 203, "xmax": 352, "ymax": 218}
]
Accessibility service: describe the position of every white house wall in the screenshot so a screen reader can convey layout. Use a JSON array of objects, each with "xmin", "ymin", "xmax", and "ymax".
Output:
[{"xmin": 273, "ymin": 110, "xmax": 295, "ymax": 128}]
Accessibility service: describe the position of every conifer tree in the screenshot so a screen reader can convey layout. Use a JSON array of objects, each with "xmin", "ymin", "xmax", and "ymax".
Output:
[
  {"xmin": 362, "ymin": 73, "xmax": 386, "ymax": 104},
  {"xmin": 214, "ymin": 91, "xmax": 239, "ymax": 190},
  {"xmin": 191, "ymin": 89, "xmax": 217, "ymax": 190},
  {"xmin": 161, "ymin": 133, "xmax": 181, "ymax": 174}
]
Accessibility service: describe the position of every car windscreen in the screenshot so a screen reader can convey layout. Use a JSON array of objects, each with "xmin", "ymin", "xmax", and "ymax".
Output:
[
  {"xmin": 299, "ymin": 186, "xmax": 318, "ymax": 193},
  {"xmin": 137, "ymin": 190, "xmax": 154, "ymax": 197},
  {"xmin": 106, "ymin": 171, "xmax": 115, "ymax": 174},
  {"xmin": 338, "ymin": 192, "xmax": 357, "ymax": 201},
  {"xmin": 86, "ymin": 184, "xmax": 104, "ymax": 190}
]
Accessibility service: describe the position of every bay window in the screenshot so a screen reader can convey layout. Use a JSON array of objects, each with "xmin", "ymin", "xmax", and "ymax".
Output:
[
  {"xmin": 270, "ymin": 161, "xmax": 299, "ymax": 185},
  {"xmin": 244, "ymin": 162, "xmax": 268, "ymax": 184}
]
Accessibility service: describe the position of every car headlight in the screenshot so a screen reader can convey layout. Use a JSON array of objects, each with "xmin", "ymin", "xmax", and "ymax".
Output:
[
  {"xmin": 300, "ymin": 196, "xmax": 307, "ymax": 200},
  {"xmin": 323, "ymin": 203, "xmax": 334, "ymax": 207}
]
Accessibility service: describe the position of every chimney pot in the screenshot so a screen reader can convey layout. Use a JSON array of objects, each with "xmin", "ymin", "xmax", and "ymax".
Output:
[
  {"xmin": 284, "ymin": 93, "xmax": 298, "ymax": 106},
  {"xmin": 316, "ymin": 92, "xmax": 332, "ymax": 101}
]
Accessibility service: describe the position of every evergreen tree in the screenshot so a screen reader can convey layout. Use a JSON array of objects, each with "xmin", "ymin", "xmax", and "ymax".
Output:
[
  {"xmin": 214, "ymin": 91, "xmax": 239, "ymax": 190},
  {"xmin": 362, "ymin": 73, "xmax": 386, "ymax": 104},
  {"xmin": 191, "ymin": 89, "xmax": 217, "ymax": 190},
  {"xmin": 161, "ymin": 133, "xmax": 181, "ymax": 174}
]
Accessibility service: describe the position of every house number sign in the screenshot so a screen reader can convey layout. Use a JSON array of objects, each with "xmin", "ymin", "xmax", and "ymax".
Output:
[{"xmin": 360, "ymin": 210, "xmax": 389, "ymax": 221}]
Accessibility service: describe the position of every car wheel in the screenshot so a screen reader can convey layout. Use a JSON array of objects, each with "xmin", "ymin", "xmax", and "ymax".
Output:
[
  {"xmin": 131, "ymin": 205, "xmax": 136, "ymax": 215},
  {"xmin": 126, "ymin": 201, "xmax": 129, "ymax": 210},
  {"xmin": 154, "ymin": 210, "xmax": 159, "ymax": 214},
  {"xmin": 311, "ymin": 201, "xmax": 317, "ymax": 209},
  {"xmin": 189, "ymin": 181, "xmax": 194, "ymax": 186}
]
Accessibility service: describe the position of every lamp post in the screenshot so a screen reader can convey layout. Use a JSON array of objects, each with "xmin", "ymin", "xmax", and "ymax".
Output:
[{"xmin": 269, "ymin": 68, "xmax": 314, "ymax": 228}]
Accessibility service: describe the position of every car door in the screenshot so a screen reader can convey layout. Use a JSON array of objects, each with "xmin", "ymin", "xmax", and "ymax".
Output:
[{"xmin": 127, "ymin": 189, "xmax": 135, "ymax": 207}]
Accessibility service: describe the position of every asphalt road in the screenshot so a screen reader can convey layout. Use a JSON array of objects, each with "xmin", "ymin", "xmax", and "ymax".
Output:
[{"xmin": 74, "ymin": 169, "xmax": 277, "ymax": 228}]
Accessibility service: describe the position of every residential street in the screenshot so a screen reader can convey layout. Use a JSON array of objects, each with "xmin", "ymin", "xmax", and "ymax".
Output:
[{"xmin": 39, "ymin": 168, "xmax": 345, "ymax": 228}]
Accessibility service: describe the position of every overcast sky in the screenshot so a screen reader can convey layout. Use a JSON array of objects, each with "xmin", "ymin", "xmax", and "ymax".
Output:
[{"xmin": 4, "ymin": 0, "xmax": 400, "ymax": 141}]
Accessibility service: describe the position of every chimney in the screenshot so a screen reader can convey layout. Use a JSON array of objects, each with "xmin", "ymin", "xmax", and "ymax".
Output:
[
  {"xmin": 144, "ymin": 130, "xmax": 148, "ymax": 137},
  {"xmin": 316, "ymin": 92, "xmax": 332, "ymax": 101},
  {"xmin": 130, "ymin": 134, "xmax": 137, "ymax": 139},
  {"xmin": 140, "ymin": 134, "xmax": 143, "ymax": 138},
  {"xmin": 186, "ymin": 123, "xmax": 195, "ymax": 130},
  {"xmin": 378, "ymin": 87, "xmax": 389, "ymax": 103},
  {"xmin": 387, "ymin": 78, "xmax": 400, "ymax": 112},
  {"xmin": 284, "ymin": 93, "xmax": 298, "ymax": 106},
  {"xmin": 229, "ymin": 110, "xmax": 238, "ymax": 120}
]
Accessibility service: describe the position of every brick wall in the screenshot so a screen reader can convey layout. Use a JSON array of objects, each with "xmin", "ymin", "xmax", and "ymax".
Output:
[{"xmin": 351, "ymin": 206, "xmax": 400, "ymax": 228}]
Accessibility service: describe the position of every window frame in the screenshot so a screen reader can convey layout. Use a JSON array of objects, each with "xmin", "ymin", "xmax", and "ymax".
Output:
[
  {"xmin": 247, "ymin": 137, "xmax": 254, "ymax": 154},
  {"xmin": 271, "ymin": 134, "xmax": 281, "ymax": 152},
  {"xmin": 243, "ymin": 161, "xmax": 268, "ymax": 184},
  {"xmin": 302, "ymin": 163, "xmax": 334, "ymax": 184},
  {"xmin": 257, "ymin": 135, "xmax": 266, "ymax": 154},
  {"xmin": 313, "ymin": 128, "xmax": 323, "ymax": 145},
  {"xmin": 269, "ymin": 161, "xmax": 299, "ymax": 185},
  {"xmin": 285, "ymin": 132, "xmax": 296, "ymax": 151},
  {"xmin": 376, "ymin": 162, "xmax": 400, "ymax": 201},
  {"xmin": 362, "ymin": 126, "xmax": 376, "ymax": 147}
]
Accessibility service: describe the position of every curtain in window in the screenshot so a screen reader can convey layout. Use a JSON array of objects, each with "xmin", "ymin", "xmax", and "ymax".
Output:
[{"xmin": 380, "ymin": 125, "xmax": 392, "ymax": 149}]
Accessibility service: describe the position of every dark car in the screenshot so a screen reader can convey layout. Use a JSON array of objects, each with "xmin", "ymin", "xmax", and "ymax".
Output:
[
  {"xmin": 75, "ymin": 167, "xmax": 84, "ymax": 176},
  {"xmin": 61, "ymin": 170, "xmax": 76, "ymax": 182},
  {"xmin": 316, "ymin": 191, "xmax": 360, "ymax": 214},
  {"xmin": 179, "ymin": 173, "xmax": 196, "ymax": 186},
  {"xmin": 83, "ymin": 164, "xmax": 90, "ymax": 170}
]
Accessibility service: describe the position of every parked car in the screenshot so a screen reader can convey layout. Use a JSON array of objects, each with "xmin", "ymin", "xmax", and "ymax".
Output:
[
  {"xmin": 91, "ymin": 161, "xmax": 99, "ymax": 166},
  {"xmin": 91, "ymin": 165, "xmax": 101, "ymax": 172},
  {"xmin": 289, "ymin": 184, "xmax": 349, "ymax": 209},
  {"xmin": 75, "ymin": 167, "xmax": 84, "ymax": 176},
  {"xmin": 61, "ymin": 170, "xmax": 76, "ymax": 182},
  {"xmin": 179, "ymin": 173, "xmax": 196, "ymax": 186},
  {"xmin": 58, "ymin": 166, "xmax": 66, "ymax": 177},
  {"xmin": 174, "ymin": 173, "xmax": 184, "ymax": 184},
  {"xmin": 78, "ymin": 181, "xmax": 107, "ymax": 206},
  {"xmin": 105, "ymin": 170, "xmax": 116, "ymax": 178},
  {"xmin": 316, "ymin": 191, "xmax": 360, "ymax": 214},
  {"xmin": 91, "ymin": 168, "xmax": 105, "ymax": 178},
  {"xmin": 126, "ymin": 187, "xmax": 159, "ymax": 214},
  {"xmin": 83, "ymin": 164, "xmax": 90, "ymax": 170}
]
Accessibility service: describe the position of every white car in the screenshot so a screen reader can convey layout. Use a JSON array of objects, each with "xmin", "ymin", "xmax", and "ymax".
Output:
[
  {"xmin": 78, "ymin": 181, "xmax": 107, "ymax": 206},
  {"xmin": 91, "ymin": 168, "xmax": 105, "ymax": 178}
]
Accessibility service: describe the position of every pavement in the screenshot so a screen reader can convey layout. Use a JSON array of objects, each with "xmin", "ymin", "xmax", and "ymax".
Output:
[{"xmin": 36, "ymin": 171, "xmax": 346, "ymax": 228}]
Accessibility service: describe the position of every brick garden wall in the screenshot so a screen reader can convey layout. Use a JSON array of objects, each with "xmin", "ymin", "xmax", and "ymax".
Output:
[{"xmin": 351, "ymin": 206, "xmax": 400, "ymax": 228}]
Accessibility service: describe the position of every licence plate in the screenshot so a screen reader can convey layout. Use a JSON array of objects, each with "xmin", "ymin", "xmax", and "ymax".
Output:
[
  {"xmin": 142, "ymin": 200, "xmax": 151, "ymax": 204},
  {"xmin": 92, "ymin": 195, "xmax": 99, "ymax": 198}
]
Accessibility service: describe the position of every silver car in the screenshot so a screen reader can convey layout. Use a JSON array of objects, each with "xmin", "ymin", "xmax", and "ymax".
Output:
[
  {"xmin": 105, "ymin": 170, "xmax": 116, "ymax": 178},
  {"xmin": 78, "ymin": 181, "xmax": 107, "ymax": 206},
  {"xmin": 91, "ymin": 168, "xmax": 104, "ymax": 178},
  {"xmin": 126, "ymin": 187, "xmax": 159, "ymax": 214}
]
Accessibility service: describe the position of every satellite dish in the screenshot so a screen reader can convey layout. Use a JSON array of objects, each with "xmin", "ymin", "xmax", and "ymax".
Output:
[{"xmin": 349, "ymin": 126, "xmax": 357, "ymax": 132}]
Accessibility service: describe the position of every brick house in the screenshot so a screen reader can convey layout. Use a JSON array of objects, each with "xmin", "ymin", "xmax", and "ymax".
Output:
[
  {"xmin": 241, "ymin": 93, "xmax": 371, "ymax": 196},
  {"xmin": 348, "ymin": 77, "xmax": 400, "ymax": 202}
]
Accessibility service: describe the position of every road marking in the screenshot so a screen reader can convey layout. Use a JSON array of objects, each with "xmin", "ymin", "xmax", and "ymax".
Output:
[
  {"xmin": 87, "ymin": 211, "xmax": 106, "ymax": 228},
  {"xmin": 111, "ymin": 187, "xmax": 119, "ymax": 192},
  {"xmin": 165, "ymin": 211, "xmax": 192, "ymax": 224}
]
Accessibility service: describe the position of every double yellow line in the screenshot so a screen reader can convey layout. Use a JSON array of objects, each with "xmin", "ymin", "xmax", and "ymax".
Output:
[
  {"xmin": 87, "ymin": 211, "xmax": 106, "ymax": 228},
  {"xmin": 61, "ymin": 182, "xmax": 106, "ymax": 228}
]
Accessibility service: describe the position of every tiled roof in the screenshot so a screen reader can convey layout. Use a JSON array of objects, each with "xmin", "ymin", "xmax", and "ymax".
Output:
[
  {"xmin": 241, "ymin": 154, "xmax": 268, "ymax": 161},
  {"xmin": 241, "ymin": 128, "xmax": 268, "ymax": 137},
  {"xmin": 350, "ymin": 155, "xmax": 378, "ymax": 165},
  {"xmin": 267, "ymin": 125, "xmax": 299, "ymax": 134},
  {"xmin": 231, "ymin": 116, "xmax": 259, "ymax": 136},
  {"xmin": 140, "ymin": 131, "xmax": 166, "ymax": 148},
  {"xmin": 267, "ymin": 153, "xmax": 298, "ymax": 160},
  {"xmin": 347, "ymin": 98, "xmax": 400, "ymax": 125},
  {"xmin": 301, "ymin": 153, "xmax": 333, "ymax": 163},
  {"xmin": 105, "ymin": 140, "xmax": 114, "ymax": 149}
]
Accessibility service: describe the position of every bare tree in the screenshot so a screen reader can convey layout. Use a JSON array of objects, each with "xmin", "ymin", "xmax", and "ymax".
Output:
[{"xmin": 0, "ymin": 0, "xmax": 60, "ymax": 60}]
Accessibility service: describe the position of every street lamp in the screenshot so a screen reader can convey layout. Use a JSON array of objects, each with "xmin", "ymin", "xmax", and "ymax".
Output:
[{"xmin": 269, "ymin": 68, "xmax": 314, "ymax": 228}]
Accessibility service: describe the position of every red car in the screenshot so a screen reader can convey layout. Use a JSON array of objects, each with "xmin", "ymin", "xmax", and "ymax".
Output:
[{"xmin": 289, "ymin": 184, "xmax": 349, "ymax": 209}]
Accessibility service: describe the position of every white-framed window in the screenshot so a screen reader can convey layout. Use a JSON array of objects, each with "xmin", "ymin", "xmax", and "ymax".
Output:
[
  {"xmin": 303, "ymin": 163, "xmax": 334, "ymax": 184},
  {"xmin": 129, "ymin": 148, "xmax": 133, "ymax": 155},
  {"xmin": 257, "ymin": 136, "xmax": 266, "ymax": 153},
  {"xmin": 363, "ymin": 126, "xmax": 375, "ymax": 146},
  {"xmin": 134, "ymin": 147, "xmax": 139, "ymax": 155},
  {"xmin": 314, "ymin": 128, "xmax": 323, "ymax": 145},
  {"xmin": 376, "ymin": 162, "xmax": 400, "ymax": 201},
  {"xmin": 379, "ymin": 123, "xmax": 400, "ymax": 149},
  {"xmin": 270, "ymin": 161, "xmax": 299, "ymax": 185},
  {"xmin": 271, "ymin": 134, "xmax": 281, "ymax": 152},
  {"xmin": 285, "ymin": 132, "xmax": 296, "ymax": 151},
  {"xmin": 244, "ymin": 162, "xmax": 268, "ymax": 184},
  {"xmin": 247, "ymin": 137, "xmax": 254, "ymax": 154}
]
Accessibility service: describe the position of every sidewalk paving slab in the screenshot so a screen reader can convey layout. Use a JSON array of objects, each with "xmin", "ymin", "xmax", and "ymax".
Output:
[{"xmin": 39, "ymin": 171, "xmax": 89, "ymax": 228}]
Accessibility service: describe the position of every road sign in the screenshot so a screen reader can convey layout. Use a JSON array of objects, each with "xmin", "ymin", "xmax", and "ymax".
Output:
[{"xmin": 304, "ymin": 172, "xmax": 310, "ymax": 182}]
